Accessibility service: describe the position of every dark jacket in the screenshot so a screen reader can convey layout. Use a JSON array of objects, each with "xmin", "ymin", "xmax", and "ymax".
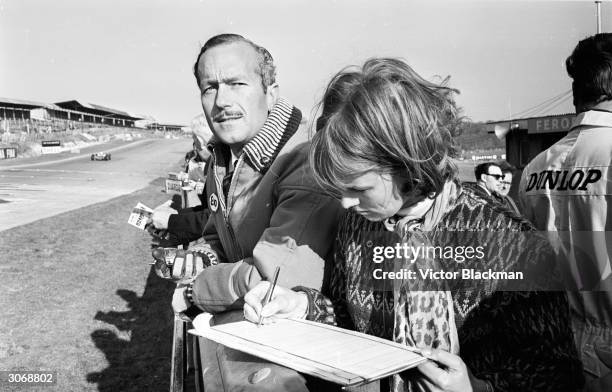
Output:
[{"xmin": 190, "ymin": 99, "xmax": 342, "ymax": 313}]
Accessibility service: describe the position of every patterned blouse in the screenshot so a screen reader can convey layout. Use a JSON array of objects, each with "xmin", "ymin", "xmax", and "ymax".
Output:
[{"xmin": 295, "ymin": 182, "xmax": 582, "ymax": 392}]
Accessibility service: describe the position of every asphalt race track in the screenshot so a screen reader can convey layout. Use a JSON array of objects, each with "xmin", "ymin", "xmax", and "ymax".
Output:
[
  {"xmin": 0, "ymin": 138, "xmax": 191, "ymax": 232},
  {"xmin": 0, "ymin": 139, "xmax": 478, "ymax": 233}
]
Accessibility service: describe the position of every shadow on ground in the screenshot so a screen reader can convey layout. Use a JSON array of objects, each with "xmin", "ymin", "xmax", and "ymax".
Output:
[{"xmin": 88, "ymin": 268, "xmax": 175, "ymax": 392}]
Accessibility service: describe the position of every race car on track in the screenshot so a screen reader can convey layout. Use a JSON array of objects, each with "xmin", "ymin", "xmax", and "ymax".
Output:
[{"xmin": 91, "ymin": 152, "xmax": 111, "ymax": 161}]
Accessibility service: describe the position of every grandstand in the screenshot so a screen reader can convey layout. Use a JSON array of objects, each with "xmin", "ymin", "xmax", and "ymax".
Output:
[
  {"xmin": 55, "ymin": 100, "xmax": 141, "ymax": 127},
  {"xmin": 146, "ymin": 122, "xmax": 186, "ymax": 132},
  {"xmin": 0, "ymin": 97, "xmax": 143, "ymax": 133}
]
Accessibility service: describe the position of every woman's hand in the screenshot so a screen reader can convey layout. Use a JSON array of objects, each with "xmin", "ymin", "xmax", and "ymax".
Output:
[
  {"xmin": 243, "ymin": 282, "xmax": 308, "ymax": 324},
  {"xmin": 417, "ymin": 349, "xmax": 473, "ymax": 392}
]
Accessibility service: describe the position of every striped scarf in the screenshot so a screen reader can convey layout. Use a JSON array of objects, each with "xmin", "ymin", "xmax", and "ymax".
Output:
[
  {"xmin": 242, "ymin": 97, "xmax": 302, "ymax": 172},
  {"xmin": 205, "ymin": 97, "xmax": 302, "ymax": 173}
]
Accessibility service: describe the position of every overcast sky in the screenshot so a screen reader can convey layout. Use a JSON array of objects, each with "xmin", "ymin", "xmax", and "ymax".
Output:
[{"xmin": 1, "ymin": 0, "xmax": 608, "ymax": 125}]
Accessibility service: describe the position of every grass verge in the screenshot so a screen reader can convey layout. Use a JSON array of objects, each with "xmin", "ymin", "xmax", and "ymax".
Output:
[{"xmin": 0, "ymin": 177, "xmax": 176, "ymax": 391}]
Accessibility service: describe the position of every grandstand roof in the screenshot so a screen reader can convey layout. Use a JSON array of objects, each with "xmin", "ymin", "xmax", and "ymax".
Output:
[
  {"xmin": 0, "ymin": 97, "xmax": 63, "ymax": 110},
  {"xmin": 486, "ymin": 112, "xmax": 575, "ymax": 126},
  {"xmin": 55, "ymin": 100, "xmax": 142, "ymax": 120},
  {"xmin": 148, "ymin": 122, "xmax": 187, "ymax": 128},
  {"xmin": 487, "ymin": 112, "xmax": 576, "ymax": 138}
]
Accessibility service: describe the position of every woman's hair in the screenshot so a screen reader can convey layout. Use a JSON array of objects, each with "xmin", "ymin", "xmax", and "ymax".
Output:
[{"xmin": 310, "ymin": 57, "xmax": 461, "ymax": 197}]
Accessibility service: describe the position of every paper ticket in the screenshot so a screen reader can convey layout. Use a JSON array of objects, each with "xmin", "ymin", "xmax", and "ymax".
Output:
[{"xmin": 127, "ymin": 202, "xmax": 154, "ymax": 230}]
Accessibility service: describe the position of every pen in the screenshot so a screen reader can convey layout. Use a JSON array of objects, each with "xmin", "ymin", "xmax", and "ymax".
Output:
[{"xmin": 258, "ymin": 266, "xmax": 280, "ymax": 327}]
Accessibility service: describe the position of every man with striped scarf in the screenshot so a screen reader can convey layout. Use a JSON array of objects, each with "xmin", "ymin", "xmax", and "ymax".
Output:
[{"xmin": 152, "ymin": 34, "xmax": 342, "ymax": 390}]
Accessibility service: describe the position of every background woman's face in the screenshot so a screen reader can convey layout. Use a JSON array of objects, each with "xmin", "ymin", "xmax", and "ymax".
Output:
[{"xmin": 340, "ymin": 171, "xmax": 417, "ymax": 221}]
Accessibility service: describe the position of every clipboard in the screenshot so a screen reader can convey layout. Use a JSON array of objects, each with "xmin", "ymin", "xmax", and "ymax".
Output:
[{"xmin": 189, "ymin": 315, "xmax": 426, "ymax": 387}]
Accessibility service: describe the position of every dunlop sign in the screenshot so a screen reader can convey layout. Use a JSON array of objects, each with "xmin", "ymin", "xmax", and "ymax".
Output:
[{"xmin": 527, "ymin": 115, "xmax": 574, "ymax": 134}]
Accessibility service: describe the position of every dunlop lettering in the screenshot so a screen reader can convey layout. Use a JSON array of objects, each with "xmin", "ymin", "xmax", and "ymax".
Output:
[
  {"xmin": 525, "ymin": 169, "xmax": 602, "ymax": 192},
  {"xmin": 578, "ymin": 169, "xmax": 602, "ymax": 190},
  {"xmin": 568, "ymin": 170, "xmax": 584, "ymax": 190},
  {"xmin": 526, "ymin": 174, "xmax": 538, "ymax": 191},
  {"xmin": 557, "ymin": 170, "xmax": 570, "ymax": 191},
  {"xmin": 537, "ymin": 171, "xmax": 546, "ymax": 189},
  {"xmin": 543, "ymin": 171, "xmax": 560, "ymax": 189}
]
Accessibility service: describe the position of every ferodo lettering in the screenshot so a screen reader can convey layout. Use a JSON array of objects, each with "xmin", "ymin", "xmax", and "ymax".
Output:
[{"xmin": 525, "ymin": 169, "xmax": 602, "ymax": 192}]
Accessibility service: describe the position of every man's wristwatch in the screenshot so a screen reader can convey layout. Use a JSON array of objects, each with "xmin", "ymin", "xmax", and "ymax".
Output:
[{"xmin": 185, "ymin": 281, "xmax": 195, "ymax": 306}]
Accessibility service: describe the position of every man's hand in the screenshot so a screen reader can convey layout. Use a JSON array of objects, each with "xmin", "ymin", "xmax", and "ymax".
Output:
[
  {"xmin": 172, "ymin": 285, "xmax": 191, "ymax": 314},
  {"xmin": 150, "ymin": 202, "xmax": 177, "ymax": 230},
  {"xmin": 243, "ymin": 282, "xmax": 308, "ymax": 324},
  {"xmin": 152, "ymin": 248, "xmax": 211, "ymax": 283},
  {"xmin": 146, "ymin": 224, "xmax": 171, "ymax": 242},
  {"xmin": 417, "ymin": 349, "xmax": 473, "ymax": 392}
]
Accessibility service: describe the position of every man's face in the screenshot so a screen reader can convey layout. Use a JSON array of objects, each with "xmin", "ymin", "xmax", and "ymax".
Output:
[
  {"xmin": 196, "ymin": 42, "xmax": 274, "ymax": 149},
  {"xmin": 482, "ymin": 165, "xmax": 503, "ymax": 194},
  {"xmin": 499, "ymin": 172, "xmax": 513, "ymax": 196}
]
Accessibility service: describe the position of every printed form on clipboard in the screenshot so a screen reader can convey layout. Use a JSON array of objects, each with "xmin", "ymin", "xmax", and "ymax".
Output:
[{"xmin": 189, "ymin": 314, "xmax": 427, "ymax": 387}]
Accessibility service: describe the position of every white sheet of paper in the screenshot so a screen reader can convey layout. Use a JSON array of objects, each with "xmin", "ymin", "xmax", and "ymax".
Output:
[{"xmin": 189, "ymin": 316, "xmax": 426, "ymax": 386}]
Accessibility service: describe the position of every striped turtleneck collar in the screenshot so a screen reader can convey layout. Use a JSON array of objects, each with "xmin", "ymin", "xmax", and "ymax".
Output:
[{"xmin": 206, "ymin": 98, "xmax": 302, "ymax": 172}]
